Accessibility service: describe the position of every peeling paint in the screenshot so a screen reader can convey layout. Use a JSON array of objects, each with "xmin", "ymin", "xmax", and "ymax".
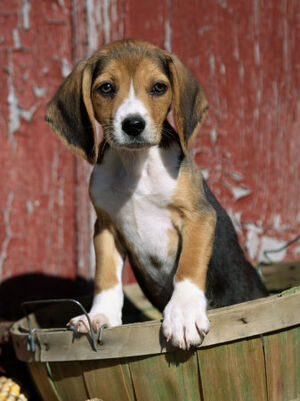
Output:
[
  {"xmin": 244, "ymin": 223, "xmax": 263, "ymax": 260},
  {"xmin": 258, "ymin": 236, "xmax": 287, "ymax": 263},
  {"xmin": 57, "ymin": 0, "xmax": 65, "ymax": 9},
  {"xmin": 33, "ymin": 85, "xmax": 46, "ymax": 98},
  {"xmin": 26, "ymin": 200, "xmax": 33, "ymax": 215},
  {"xmin": 23, "ymin": 72, "xmax": 29, "ymax": 81},
  {"xmin": 239, "ymin": 63, "xmax": 244, "ymax": 83},
  {"xmin": 201, "ymin": 168, "xmax": 209, "ymax": 180},
  {"xmin": 61, "ymin": 57, "xmax": 71, "ymax": 77},
  {"xmin": 86, "ymin": 0, "xmax": 99, "ymax": 53},
  {"xmin": 8, "ymin": 77, "xmax": 20, "ymax": 138},
  {"xmin": 102, "ymin": 0, "xmax": 111, "ymax": 44},
  {"xmin": 198, "ymin": 25, "xmax": 213, "ymax": 36},
  {"xmin": 231, "ymin": 186, "xmax": 252, "ymax": 201},
  {"xmin": 164, "ymin": 0, "xmax": 172, "ymax": 51},
  {"xmin": 12, "ymin": 29, "xmax": 21, "ymax": 48},
  {"xmin": 293, "ymin": 246, "xmax": 300, "ymax": 257},
  {"xmin": 210, "ymin": 127, "xmax": 217, "ymax": 144},
  {"xmin": 219, "ymin": 63, "xmax": 226, "ymax": 74},
  {"xmin": 8, "ymin": 75, "xmax": 36, "ymax": 138},
  {"xmin": 0, "ymin": 192, "xmax": 14, "ymax": 277},
  {"xmin": 20, "ymin": 105, "xmax": 36, "ymax": 122},
  {"xmin": 164, "ymin": 19, "xmax": 171, "ymax": 51},
  {"xmin": 111, "ymin": 0, "xmax": 118, "ymax": 23},
  {"xmin": 209, "ymin": 54, "xmax": 216, "ymax": 77},
  {"xmin": 228, "ymin": 209, "xmax": 242, "ymax": 233},
  {"xmin": 254, "ymin": 42, "xmax": 260, "ymax": 66},
  {"xmin": 23, "ymin": 0, "xmax": 31, "ymax": 29},
  {"xmin": 230, "ymin": 172, "xmax": 243, "ymax": 182},
  {"xmin": 273, "ymin": 214, "xmax": 282, "ymax": 231}
]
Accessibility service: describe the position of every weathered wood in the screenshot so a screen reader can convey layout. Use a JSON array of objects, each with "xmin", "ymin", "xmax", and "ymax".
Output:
[
  {"xmin": 165, "ymin": 350, "xmax": 203, "ymax": 401},
  {"xmin": 129, "ymin": 351, "xmax": 202, "ymax": 401},
  {"xmin": 48, "ymin": 361, "xmax": 88, "ymax": 401},
  {"xmin": 81, "ymin": 359, "xmax": 135, "ymax": 401},
  {"xmin": 261, "ymin": 261, "xmax": 300, "ymax": 292},
  {"xmin": 263, "ymin": 326, "xmax": 300, "ymax": 401},
  {"xmin": 28, "ymin": 362, "xmax": 62, "ymax": 401},
  {"xmin": 10, "ymin": 288, "xmax": 300, "ymax": 362},
  {"xmin": 197, "ymin": 337, "xmax": 268, "ymax": 401}
]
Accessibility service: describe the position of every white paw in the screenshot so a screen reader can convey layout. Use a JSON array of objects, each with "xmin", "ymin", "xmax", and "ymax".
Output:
[
  {"xmin": 68, "ymin": 286, "xmax": 123, "ymax": 333},
  {"xmin": 68, "ymin": 313, "xmax": 120, "ymax": 333},
  {"xmin": 162, "ymin": 279, "xmax": 210, "ymax": 350}
]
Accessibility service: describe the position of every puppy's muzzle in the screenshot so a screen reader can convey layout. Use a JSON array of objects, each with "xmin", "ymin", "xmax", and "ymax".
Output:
[{"xmin": 122, "ymin": 115, "xmax": 146, "ymax": 137}]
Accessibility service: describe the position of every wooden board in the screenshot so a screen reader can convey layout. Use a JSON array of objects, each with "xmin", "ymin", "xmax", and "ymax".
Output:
[
  {"xmin": 81, "ymin": 359, "xmax": 135, "ymax": 401},
  {"xmin": 197, "ymin": 337, "xmax": 268, "ymax": 401},
  {"xmin": 261, "ymin": 261, "xmax": 300, "ymax": 292},
  {"xmin": 263, "ymin": 326, "xmax": 300, "ymax": 401},
  {"xmin": 47, "ymin": 361, "xmax": 88, "ymax": 401},
  {"xmin": 128, "ymin": 351, "xmax": 202, "ymax": 401},
  {"xmin": 28, "ymin": 362, "xmax": 61, "ymax": 401}
]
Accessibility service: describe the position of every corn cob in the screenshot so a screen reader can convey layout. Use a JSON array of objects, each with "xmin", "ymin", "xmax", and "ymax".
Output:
[{"xmin": 0, "ymin": 377, "xmax": 27, "ymax": 401}]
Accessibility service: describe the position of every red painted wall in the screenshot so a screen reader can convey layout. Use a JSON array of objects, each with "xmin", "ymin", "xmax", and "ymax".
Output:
[{"xmin": 0, "ymin": 1, "xmax": 299, "ymax": 301}]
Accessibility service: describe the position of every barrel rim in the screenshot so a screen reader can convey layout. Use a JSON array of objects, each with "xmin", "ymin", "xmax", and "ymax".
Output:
[{"xmin": 10, "ymin": 286, "xmax": 300, "ymax": 362}]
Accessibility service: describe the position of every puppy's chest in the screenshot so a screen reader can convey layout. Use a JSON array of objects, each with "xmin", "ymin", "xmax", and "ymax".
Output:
[{"xmin": 90, "ymin": 146, "xmax": 180, "ymax": 270}]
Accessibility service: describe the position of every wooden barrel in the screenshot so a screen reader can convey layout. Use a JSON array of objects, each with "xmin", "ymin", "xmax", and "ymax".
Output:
[
  {"xmin": 10, "ymin": 280, "xmax": 300, "ymax": 401},
  {"xmin": 10, "ymin": 262, "xmax": 300, "ymax": 401}
]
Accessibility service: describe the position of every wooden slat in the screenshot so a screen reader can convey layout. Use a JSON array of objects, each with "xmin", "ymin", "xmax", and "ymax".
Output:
[
  {"xmin": 128, "ymin": 351, "xmax": 202, "ymax": 401},
  {"xmin": 81, "ymin": 359, "xmax": 135, "ymax": 401},
  {"xmin": 28, "ymin": 362, "xmax": 62, "ymax": 401},
  {"xmin": 263, "ymin": 326, "xmax": 300, "ymax": 401},
  {"xmin": 261, "ymin": 261, "xmax": 300, "ymax": 291},
  {"xmin": 11, "ymin": 288, "xmax": 300, "ymax": 362},
  {"xmin": 197, "ymin": 337, "xmax": 268, "ymax": 401},
  {"xmin": 48, "ymin": 361, "xmax": 88, "ymax": 401},
  {"xmin": 166, "ymin": 351, "xmax": 203, "ymax": 401}
]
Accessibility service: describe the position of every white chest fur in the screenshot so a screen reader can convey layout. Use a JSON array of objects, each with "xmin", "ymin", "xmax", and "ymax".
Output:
[{"xmin": 90, "ymin": 144, "xmax": 180, "ymax": 281}]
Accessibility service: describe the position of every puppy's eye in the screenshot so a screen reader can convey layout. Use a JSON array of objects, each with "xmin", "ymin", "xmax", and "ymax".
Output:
[
  {"xmin": 97, "ymin": 82, "xmax": 116, "ymax": 96},
  {"xmin": 150, "ymin": 82, "xmax": 168, "ymax": 96}
]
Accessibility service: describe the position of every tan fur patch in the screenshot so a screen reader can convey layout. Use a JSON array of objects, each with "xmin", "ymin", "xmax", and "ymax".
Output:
[
  {"xmin": 170, "ymin": 159, "xmax": 216, "ymax": 290},
  {"xmin": 93, "ymin": 210, "xmax": 125, "ymax": 293}
]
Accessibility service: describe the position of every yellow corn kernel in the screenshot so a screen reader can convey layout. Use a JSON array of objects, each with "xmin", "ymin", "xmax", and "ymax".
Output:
[
  {"xmin": 0, "ymin": 377, "xmax": 26, "ymax": 401},
  {"xmin": 17, "ymin": 396, "xmax": 28, "ymax": 401},
  {"xmin": 10, "ymin": 385, "xmax": 20, "ymax": 397}
]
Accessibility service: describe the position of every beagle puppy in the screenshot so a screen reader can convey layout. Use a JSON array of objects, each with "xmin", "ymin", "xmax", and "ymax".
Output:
[{"xmin": 46, "ymin": 39, "xmax": 267, "ymax": 350}]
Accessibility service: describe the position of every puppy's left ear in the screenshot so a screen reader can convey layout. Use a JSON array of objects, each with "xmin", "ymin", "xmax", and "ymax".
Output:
[{"xmin": 167, "ymin": 53, "xmax": 208, "ymax": 155}]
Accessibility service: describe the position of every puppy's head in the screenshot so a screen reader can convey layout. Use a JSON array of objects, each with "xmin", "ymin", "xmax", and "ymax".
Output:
[{"xmin": 46, "ymin": 39, "xmax": 208, "ymax": 164}]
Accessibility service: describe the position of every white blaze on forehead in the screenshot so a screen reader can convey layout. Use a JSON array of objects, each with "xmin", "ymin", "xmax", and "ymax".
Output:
[
  {"xmin": 117, "ymin": 81, "xmax": 148, "ymax": 119},
  {"xmin": 113, "ymin": 81, "xmax": 150, "ymax": 140}
]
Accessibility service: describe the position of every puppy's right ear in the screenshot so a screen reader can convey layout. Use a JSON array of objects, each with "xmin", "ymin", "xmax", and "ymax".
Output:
[{"xmin": 45, "ymin": 60, "xmax": 98, "ymax": 164}]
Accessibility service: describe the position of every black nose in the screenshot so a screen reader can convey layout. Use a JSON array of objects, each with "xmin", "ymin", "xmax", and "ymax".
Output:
[{"xmin": 122, "ymin": 116, "xmax": 145, "ymax": 137}]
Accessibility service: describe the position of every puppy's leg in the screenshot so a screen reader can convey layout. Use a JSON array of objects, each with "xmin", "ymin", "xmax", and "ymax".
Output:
[
  {"xmin": 162, "ymin": 208, "xmax": 216, "ymax": 349},
  {"xmin": 68, "ymin": 216, "xmax": 125, "ymax": 333}
]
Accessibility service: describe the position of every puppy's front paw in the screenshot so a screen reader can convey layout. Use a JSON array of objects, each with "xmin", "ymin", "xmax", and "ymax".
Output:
[
  {"xmin": 68, "ymin": 313, "xmax": 113, "ymax": 333},
  {"xmin": 162, "ymin": 280, "xmax": 210, "ymax": 350},
  {"xmin": 68, "ymin": 287, "xmax": 123, "ymax": 333}
]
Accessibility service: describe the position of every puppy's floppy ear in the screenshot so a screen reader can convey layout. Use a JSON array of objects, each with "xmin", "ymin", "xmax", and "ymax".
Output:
[
  {"xmin": 45, "ymin": 60, "xmax": 98, "ymax": 164},
  {"xmin": 167, "ymin": 53, "xmax": 208, "ymax": 154}
]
